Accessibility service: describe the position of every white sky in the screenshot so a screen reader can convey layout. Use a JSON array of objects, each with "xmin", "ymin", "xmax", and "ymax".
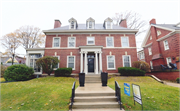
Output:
[{"xmin": 0, "ymin": 0, "xmax": 179, "ymax": 57}]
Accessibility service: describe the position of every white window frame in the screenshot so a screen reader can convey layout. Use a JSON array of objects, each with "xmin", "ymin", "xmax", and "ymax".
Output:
[
  {"xmin": 68, "ymin": 37, "xmax": 76, "ymax": 47},
  {"xmin": 121, "ymin": 37, "xmax": 129, "ymax": 47},
  {"xmin": 166, "ymin": 57, "xmax": 172, "ymax": 68},
  {"xmin": 157, "ymin": 30, "xmax": 161, "ymax": 36},
  {"xmin": 148, "ymin": 47, "xmax": 152, "ymax": 55},
  {"xmin": 106, "ymin": 37, "xmax": 114, "ymax": 47},
  {"xmin": 140, "ymin": 52, "xmax": 144, "ymax": 59},
  {"xmin": 107, "ymin": 55, "xmax": 116, "ymax": 70},
  {"xmin": 122, "ymin": 55, "xmax": 131, "ymax": 67},
  {"xmin": 150, "ymin": 61, "xmax": 153, "ymax": 69},
  {"xmin": 53, "ymin": 56, "xmax": 60, "ymax": 70},
  {"xmin": 69, "ymin": 21, "xmax": 76, "ymax": 29},
  {"xmin": 67, "ymin": 56, "xmax": 75, "ymax": 70},
  {"xmin": 87, "ymin": 37, "xmax": 95, "ymax": 45},
  {"xmin": 87, "ymin": 21, "xmax": 94, "ymax": 29},
  {"xmin": 106, "ymin": 21, "xmax": 112, "ymax": 29},
  {"xmin": 163, "ymin": 40, "xmax": 169, "ymax": 50},
  {"xmin": 52, "ymin": 37, "xmax": 60, "ymax": 48},
  {"xmin": 150, "ymin": 36, "xmax": 152, "ymax": 40}
]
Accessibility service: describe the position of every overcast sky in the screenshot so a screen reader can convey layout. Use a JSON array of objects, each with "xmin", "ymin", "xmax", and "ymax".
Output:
[{"xmin": 0, "ymin": 0, "xmax": 179, "ymax": 57}]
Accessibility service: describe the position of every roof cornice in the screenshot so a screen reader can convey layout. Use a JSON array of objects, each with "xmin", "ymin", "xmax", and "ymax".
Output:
[
  {"xmin": 151, "ymin": 24, "xmax": 175, "ymax": 31},
  {"xmin": 141, "ymin": 25, "xmax": 151, "ymax": 47},
  {"xmin": 156, "ymin": 31, "xmax": 176, "ymax": 41}
]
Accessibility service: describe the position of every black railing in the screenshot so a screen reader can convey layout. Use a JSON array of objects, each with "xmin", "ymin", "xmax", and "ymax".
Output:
[
  {"xmin": 70, "ymin": 81, "xmax": 76, "ymax": 111},
  {"xmin": 115, "ymin": 81, "xmax": 122, "ymax": 110},
  {"xmin": 151, "ymin": 63, "xmax": 177, "ymax": 72}
]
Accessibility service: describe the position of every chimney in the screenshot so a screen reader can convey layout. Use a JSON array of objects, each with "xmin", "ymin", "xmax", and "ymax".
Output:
[
  {"xmin": 54, "ymin": 19, "xmax": 61, "ymax": 28},
  {"xmin": 119, "ymin": 19, "xmax": 127, "ymax": 28},
  {"xmin": 150, "ymin": 19, "xmax": 156, "ymax": 25}
]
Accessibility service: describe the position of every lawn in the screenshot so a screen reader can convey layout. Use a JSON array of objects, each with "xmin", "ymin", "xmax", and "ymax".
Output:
[
  {"xmin": 0, "ymin": 78, "xmax": 5, "ymax": 82},
  {"xmin": 108, "ymin": 76, "xmax": 180, "ymax": 110},
  {"xmin": 0, "ymin": 76, "xmax": 78, "ymax": 110}
]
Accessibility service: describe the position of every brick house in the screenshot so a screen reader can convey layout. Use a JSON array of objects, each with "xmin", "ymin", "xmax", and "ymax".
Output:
[
  {"xmin": 141, "ymin": 19, "xmax": 180, "ymax": 70},
  {"xmin": 26, "ymin": 17, "xmax": 138, "ymax": 74},
  {"xmin": 137, "ymin": 50, "xmax": 145, "ymax": 62}
]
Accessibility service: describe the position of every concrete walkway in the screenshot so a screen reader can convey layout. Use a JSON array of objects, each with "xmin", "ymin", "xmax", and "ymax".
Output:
[{"xmin": 163, "ymin": 81, "xmax": 180, "ymax": 88}]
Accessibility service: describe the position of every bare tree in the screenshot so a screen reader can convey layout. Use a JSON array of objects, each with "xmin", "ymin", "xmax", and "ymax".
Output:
[
  {"xmin": 16, "ymin": 26, "xmax": 46, "ymax": 49},
  {"xmin": 1, "ymin": 32, "xmax": 21, "ymax": 65},
  {"xmin": 113, "ymin": 11, "xmax": 147, "ymax": 36}
]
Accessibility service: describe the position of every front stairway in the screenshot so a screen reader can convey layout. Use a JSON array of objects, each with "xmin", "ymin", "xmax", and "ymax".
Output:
[{"xmin": 71, "ymin": 74, "xmax": 124, "ymax": 111}]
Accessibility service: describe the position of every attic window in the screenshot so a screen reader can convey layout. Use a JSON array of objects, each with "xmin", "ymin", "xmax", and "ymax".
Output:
[
  {"xmin": 106, "ymin": 21, "xmax": 112, "ymax": 29},
  {"xmin": 71, "ymin": 21, "xmax": 75, "ymax": 29},
  {"xmin": 87, "ymin": 21, "xmax": 94, "ymax": 29},
  {"xmin": 157, "ymin": 30, "xmax": 161, "ymax": 36},
  {"xmin": 89, "ymin": 21, "xmax": 92, "ymax": 28}
]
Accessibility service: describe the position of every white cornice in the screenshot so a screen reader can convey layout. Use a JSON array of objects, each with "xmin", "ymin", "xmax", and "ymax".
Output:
[
  {"xmin": 156, "ymin": 31, "xmax": 175, "ymax": 41},
  {"xmin": 143, "ymin": 43, "xmax": 152, "ymax": 48},
  {"xmin": 45, "ymin": 47, "xmax": 79, "ymax": 49},
  {"xmin": 151, "ymin": 24, "xmax": 175, "ymax": 31},
  {"xmin": 103, "ymin": 47, "xmax": 136, "ymax": 49},
  {"xmin": 26, "ymin": 48, "xmax": 45, "ymax": 51}
]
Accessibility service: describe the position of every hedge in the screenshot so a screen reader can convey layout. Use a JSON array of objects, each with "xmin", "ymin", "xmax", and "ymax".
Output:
[
  {"xmin": 176, "ymin": 78, "xmax": 180, "ymax": 83},
  {"xmin": 3, "ymin": 64, "xmax": 34, "ymax": 81},
  {"xmin": 118, "ymin": 67, "xmax": 145, "ymax": 76},
  {"xmin": 54, "ymin": 68, "xmax": 72, "ymax": 77}
]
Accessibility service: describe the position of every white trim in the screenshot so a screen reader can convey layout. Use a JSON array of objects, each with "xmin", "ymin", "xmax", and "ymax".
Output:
[
  {"xmin": 166, "ymin": 57, "xmax": 172, "ymax": 68},
  {"xmin": 69, "ymin": 21, "xmax": 76, "ymax": 29},
  {"xmin": 46, "ymin": 47, "xmax": 79, "ymax": 49},
  {"xmin": 122, "ymin": 55, "xmax": 131, "ymax": 67},
  {"xmin": 157, "ymin": 30, "xmax": 161, "ymax": 36},
  {"xmin": 87, "ymin": 37, "xmax": 95, "ymax": 45},
  {"xmin": 53, "ymin": 56, "xmax": 60, "ymax": 70},
  {"xmin": 87, "ymin": 21, "xmax": 95, "ymax": 29},
  {"xmin": 156, "ymin": 31, "xmax": 175, "ymax": 41},
  {"xmin": 150, "ymin": 36, "xmax": 152, "ymax": 40},
  {"xmin": 143, "ymin": 43, "xmax": 152, "ymax": 48},
  {"xmin": 148, "ymin": 47, "xmax": 152, "ymax": 55},
  {"xmin": 45, "ymin": 47, "xmax": 137, "ymax": 49},
  {"xmin": 52, "ymin": 37, "xmax": 61, "ymax": 48},
  {"xmin": 103, "ymin": 47, "xmax": 136, "ymax": 49},
  {"xmin": 67, "ymin": 56, "xmax": 75, "ymax": 70},
  {"xmin": 107, "ymin": 55, "xmax": 116, "ymax": 70},
  {"xmin": 141, "ymin": 25, "xmax": 151, "ymax": 47},
  {"xmin": 151, "ymin": 24, "xmax": 175, "ymax": 32},
  {"xmin": 106, "ymin": 37, "xmax": 114, "ymax": 47},
  {"xmin": 163, "ymin": 40, "xmax": 169, "ymax": 50},
  {"xmin": 150, "ymin": 61, "xmax": 153, "ymax": 69},
  {"xmin": 68, "ymin": 37, "xmax": 76, "ymax": 47},
  {"xmin": 121, "ymin": 36, "xmax": 129, "ymax": 47}
]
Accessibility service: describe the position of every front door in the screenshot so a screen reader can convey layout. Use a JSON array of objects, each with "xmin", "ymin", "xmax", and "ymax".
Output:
[{"xmin": 88, "ymin": 58, "xmax": 94, "ymax": 72}]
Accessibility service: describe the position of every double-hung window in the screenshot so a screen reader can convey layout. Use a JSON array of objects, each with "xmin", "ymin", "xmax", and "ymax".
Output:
[
  {"xmin": 68, "ymin": 37, "xmax": 76, "ymax": 47},
  {"xmin": 121, "ymin": 37, "xmax": 129, "ymax": 47},
  {"xmin": 71, "ymin": 21, "xmax": 75, "ymax": 29},
  {"xmin": 106, "ymin": 37, "xmax": 114, "ymax": 47},
  {"xmin": 150, "ymin": 61, "xmax": 153, "ymax": 69},
  {"xmin": 163, "ymin": 40, "xmax": 169, "ymax": 50},
  {"xmin": 87, "ymin": 37, "xmax": 95, "ymax": 45},
  {"xmin": 67, "ymin": 56, "xmax": 75, "ymax": 70},
  {"xmin": 107, "ymin": 56, "xmax": 115, "ymax": 69},
  {"xmin": 53, "ymin": 56, "xmax": 60, "ymax": 70},
  {"xmin": 166, "ymin": 57, "xmax": 172, "ymax": 68},
  {"xmin": 123, "ymin": 55, "xmax": 131, "ymax": 67},
  {"xmin": 53, "ymin": 37, "xmax": 60, "ymax": 47},
  {"xmin": 148, "ymin": 47, "xmax": 152, "ymax": 55}
]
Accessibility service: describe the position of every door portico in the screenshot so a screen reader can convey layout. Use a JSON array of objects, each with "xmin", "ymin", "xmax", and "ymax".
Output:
[{"xmin": 79, "ymin": 46, "xmax": 103, "ymax": 74}]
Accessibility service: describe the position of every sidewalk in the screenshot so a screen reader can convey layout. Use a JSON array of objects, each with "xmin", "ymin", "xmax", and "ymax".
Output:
[{"xmin": 163, "ymin": 81, "xmax": 180, "ymax": 88}]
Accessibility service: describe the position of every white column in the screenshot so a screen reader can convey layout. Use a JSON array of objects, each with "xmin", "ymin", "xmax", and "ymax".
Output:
[
  {"xmin": 80, "ymin": 52, "xmax": 83, "ymax": 73},
  {"xmin": 26, "ymin": 53, "xmax": 29, "ymax": 66},
  {"xmin": 95, "ymin": 52, "xmax": 98, "ymax": 74},
  {"xmin": 99, "ymin": 51, "xmax": 102, "ymax": 73},
  {"xmin": 84, "ymin": 52, "xmax": 87, "ymax": 74}
]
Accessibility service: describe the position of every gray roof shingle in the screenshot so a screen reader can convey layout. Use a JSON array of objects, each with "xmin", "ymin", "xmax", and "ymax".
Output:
[{"xmin": 152, "ymin": 24, "xmax": 180, "ymax": 30}]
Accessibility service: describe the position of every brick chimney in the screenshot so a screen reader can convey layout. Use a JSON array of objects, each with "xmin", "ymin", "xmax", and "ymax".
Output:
[
  {"xmin": 150, "ymin": 19, "xmax": 156, "ymax": 24},
  {"xmin": 119, "ymin": 19, "xmax": 127, "ymax": 28},
  {"xmin": 54, "ymin": 19, "xmax": 61, "ymax": 28}
]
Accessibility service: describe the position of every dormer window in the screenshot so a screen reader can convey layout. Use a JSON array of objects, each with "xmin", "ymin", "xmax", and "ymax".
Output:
[
  {"xmin": 104, "ymin": 17, "xmax": 113, "ymax": 29},
  {"xmin": 86, "ymin": 17, "xmax": 95, "ymax": 29},
  {"xmin": 68, "ymin": 18, "xmax": 78, "ymax": 29}
]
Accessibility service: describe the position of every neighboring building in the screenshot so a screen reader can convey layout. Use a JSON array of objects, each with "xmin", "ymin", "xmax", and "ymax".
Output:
[
  {"xmin": 141, "ymin": 19, "xmax": 180, "ymax": 70},
  {"xmin": 26, "ymin": 17, "xmax": 138, "ymax": 74},
  {"xmin": 1, "ymin": 55, "xmax": 26, "ymax": 66},
  {"xmin": 137, "ymin": 50, "xmax": 145, "ymax": 61}
]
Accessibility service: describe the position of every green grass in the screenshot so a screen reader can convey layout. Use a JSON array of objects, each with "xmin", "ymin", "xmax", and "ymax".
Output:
[
  {"xmin": 108, "ymin": 76, "xmax": 180, "ymax": 110},
  {"xmin": 1, "ymin": 76, "xmax": 78, "ymax": 110},
  {"xmin": 0, "ymin": 78, "xmax": 5, "ymax": 82}
]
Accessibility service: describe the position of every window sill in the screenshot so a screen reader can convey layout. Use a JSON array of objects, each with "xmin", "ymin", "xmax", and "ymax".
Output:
[
  {"xmin": 107, "ymin": 68, "xmax": 116, "ymax": 70},
  {"xmin": 87, "ymin": 44, "xmax": 95, "ymax": 45}
]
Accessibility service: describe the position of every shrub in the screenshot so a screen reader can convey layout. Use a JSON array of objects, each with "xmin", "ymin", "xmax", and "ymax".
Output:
[
  {"xmin": 3, "ymin": 64, "xmax": 34, "ymax": 81},
  {"xmin": 132, "ymin": 61, "xmax": 150, "ymax": 72},
  {"xmin": 1, "ymin": 65, "xmax": 8, "ymax": 77},
  {"xmin": 54, "ymin": 68, "xmax": 72, "ymax": 77},
  {"xmin": 36, "ymin": 56, "xmax": 60, "ymax": 76},
  {"xmin": 118, "ymin": 67, "xmax": 145, "ymax": 76},
  {"xmin": 176, "ymin": 78, "xmax": 180, "ymax": 83}
]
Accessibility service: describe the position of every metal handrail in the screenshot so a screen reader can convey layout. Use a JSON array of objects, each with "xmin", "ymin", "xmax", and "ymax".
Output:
[
  {"xmin": 70, "ymin": 81, "xmax": 76, "ymax": 111},
  {"xmin": 115, "ymin": 81, "xmax": 122, "ymax": 110}
]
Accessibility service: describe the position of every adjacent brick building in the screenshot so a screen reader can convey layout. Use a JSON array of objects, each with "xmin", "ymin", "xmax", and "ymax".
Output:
[
  {"xmin": 26, "ymin": 17, "xmax": 138, "ymax": 74},
  {"xmin": 141, "ymin": 19, "xmax": 180, "ymax": 71}
]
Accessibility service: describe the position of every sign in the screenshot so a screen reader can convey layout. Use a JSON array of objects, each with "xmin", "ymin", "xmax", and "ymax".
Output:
[
  {"xmin": 132, "ymin": 84, "xmax": 143, "ymax": 110},
  {"xmin": 124, "ymin": 83, "xmax": 130, "ymax": 96}
]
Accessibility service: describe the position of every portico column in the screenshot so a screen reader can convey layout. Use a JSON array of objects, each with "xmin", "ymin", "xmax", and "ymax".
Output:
[
  {"xmin": 99, "ymin": 51, "xmax": 102, "ymax": 73},
  {"xmin": 80, "ymin": 52, "xmax": 83, "ymax": 73},
  {"xmin": 95, "ymin": 52, "xmax": 99, "ymax": 74},
  {"xmin": 26, "ymin": 54, "xmax": 29, "ymax": 66},
  {"xmin": 84, "ymin": 51, "xmax": 88, "ymax": 74}
]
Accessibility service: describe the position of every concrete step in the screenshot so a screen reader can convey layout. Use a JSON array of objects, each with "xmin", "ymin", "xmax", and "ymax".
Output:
[
  {"xmin": 74, "ymin": 96, "xmax": 116, "ymax": 102},
  {"xmin": 72, "ymin": 102, "xmax": 120, "ymax": 109},
  {"xmin": 75, "ymin": 92, "xmax": 114, "ymax": 97},
  {"xmin": 70, "ymin": 108, "xmax": 124, "ymax": 111},
  {"xmin": 85, "ymin": 81, "xmax": 101, "ymax": 83}
]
